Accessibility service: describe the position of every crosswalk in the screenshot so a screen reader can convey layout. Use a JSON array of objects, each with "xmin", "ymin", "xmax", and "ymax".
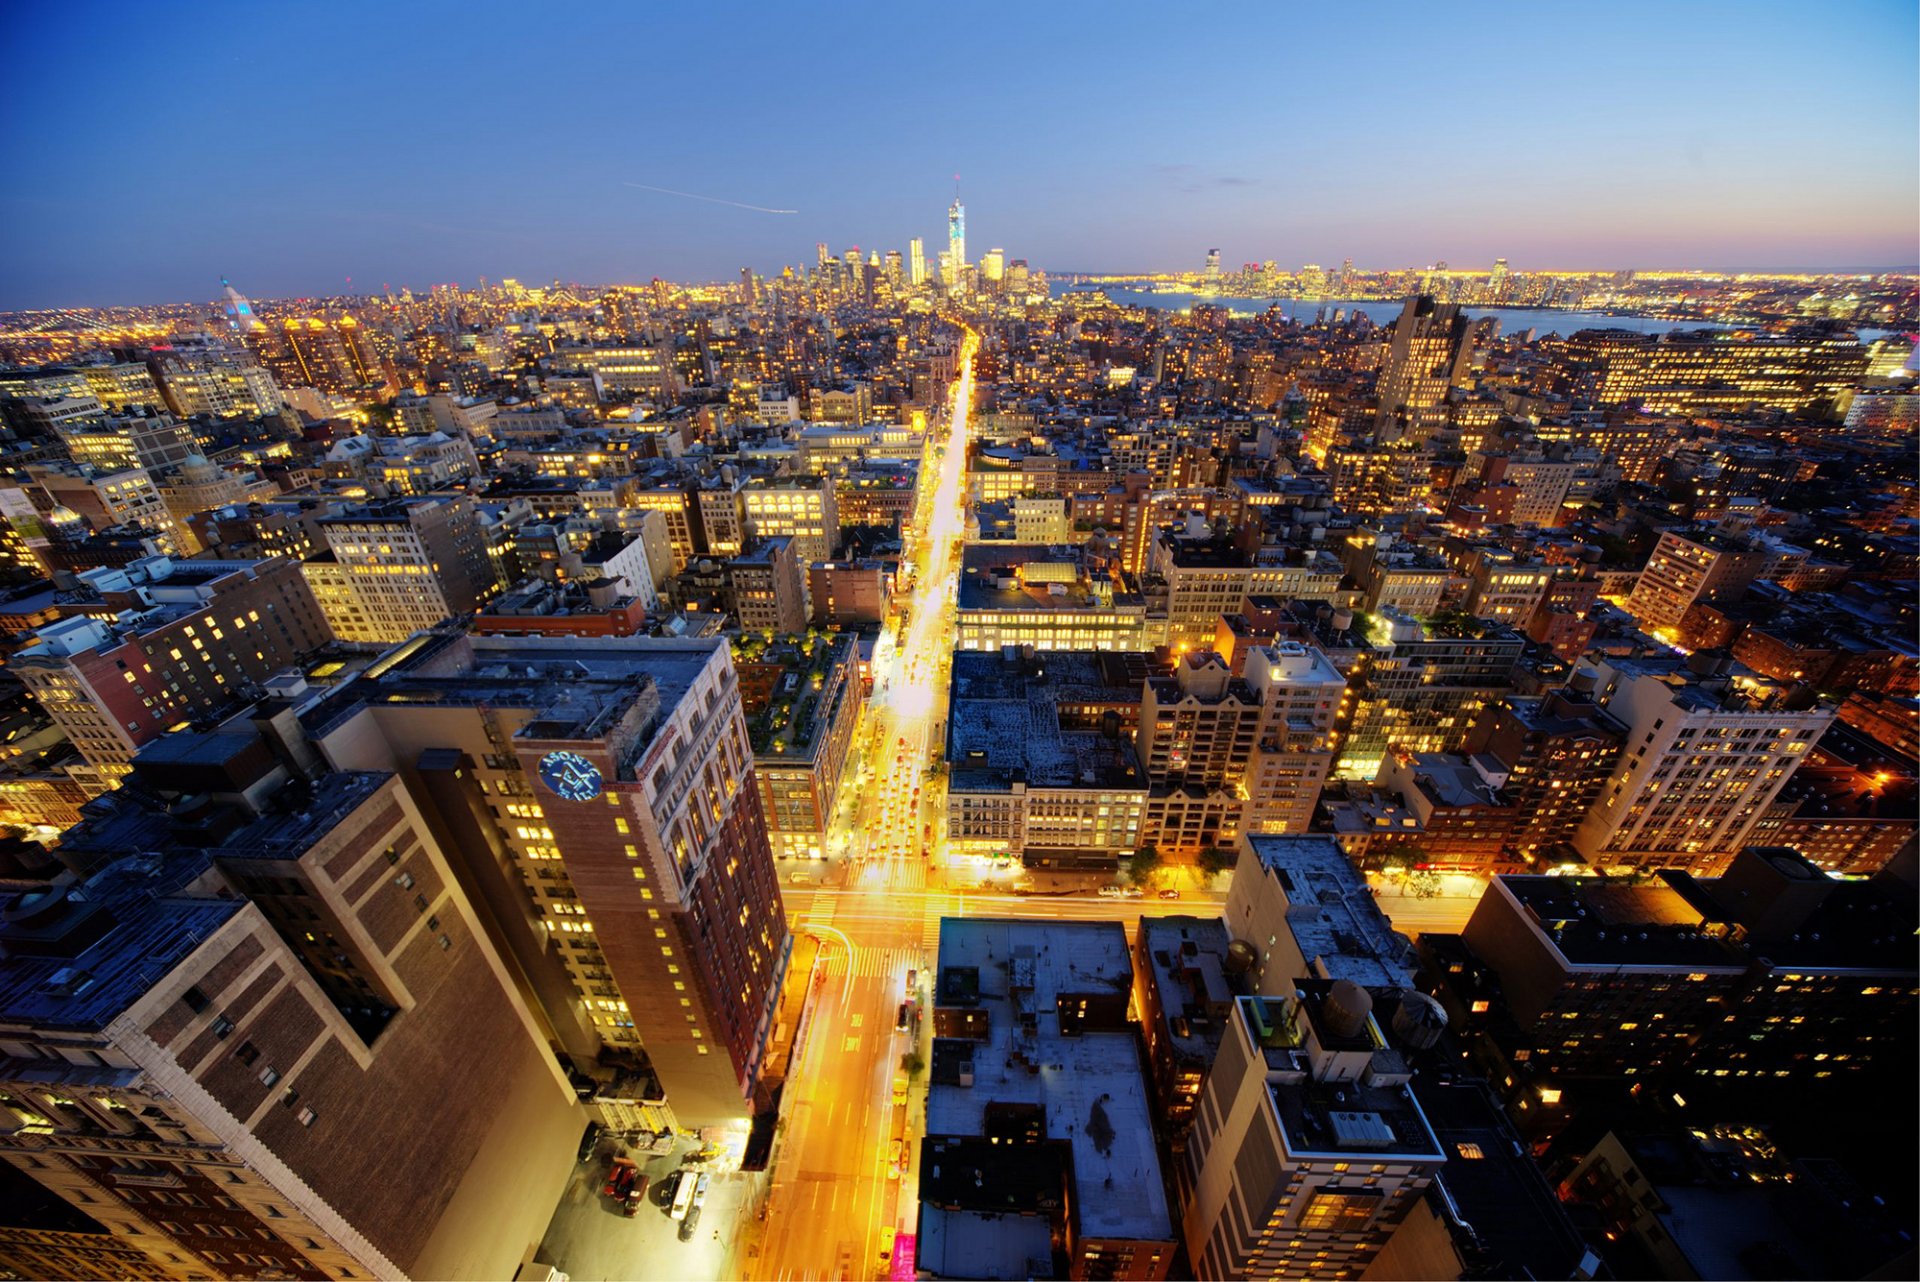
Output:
[
  {"xmin": 846, "ymin": 944, "xmax": 921, "ymax": 981},
  {"xmin": 805, "ymin": 895, "xmax": 835, "ymax": 933},
  {"xmin": 919, "ymin": 896, "xmax": 954, "ymax": 953},
  {"xmin": 812, "ymin": 942, "xmax": 929, "ymax": 983}
]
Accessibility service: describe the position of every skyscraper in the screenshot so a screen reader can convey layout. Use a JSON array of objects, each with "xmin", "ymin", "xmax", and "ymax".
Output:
[
  {"xmin": 1376, "ymin": 294, "xmax": 1475, "ymax": 418},
  {"xmin": 908, "ymin": 237, "xmax": 926, "ymax": 287},
  {"xmin": 0, "ymin": 770, "xmax": 582, "ymax": 1281},
  {"xmin": 1204, "ymin": 248, "xmax": 1222, "ymax": 289},
  {"xmin": 309, "ymin": 632, "xmax": 792, "ymax": 1126},
  {"xmin": 221, "ymin": 276, "xmax": 261, "ymax": 334},
  {"xmin": 946, "ymin": 195, "xmax": 966, "ymax": 297}
]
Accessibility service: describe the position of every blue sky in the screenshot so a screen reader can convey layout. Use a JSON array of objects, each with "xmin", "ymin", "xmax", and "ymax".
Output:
[{"xmin": 3, "ymin": 0, "xmax": 1915, "ymax": 306}]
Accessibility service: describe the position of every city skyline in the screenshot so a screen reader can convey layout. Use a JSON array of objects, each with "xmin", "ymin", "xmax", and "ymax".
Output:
[
  {"xmin": 3, "ymin": 1, "xmax": 1916, "ymax": 308},
  {"xmin": 0, "ymin": 5, "xmax": 1913, "ymax": 1282}
]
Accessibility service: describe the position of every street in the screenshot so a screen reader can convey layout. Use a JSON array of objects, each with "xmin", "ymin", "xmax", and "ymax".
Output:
[
  {"xmin": 744, "ymin": 331, "xmax": 1488, "ymax": 1280},
  {"xmin": 748, "ymin": 330, "xmax": 978, "ymax": 1282}
]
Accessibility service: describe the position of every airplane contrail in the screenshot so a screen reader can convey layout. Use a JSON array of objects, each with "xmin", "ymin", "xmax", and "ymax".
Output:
[{"xmin": 624, "ymin": 182, "xmax": 797, "ymax": 215}]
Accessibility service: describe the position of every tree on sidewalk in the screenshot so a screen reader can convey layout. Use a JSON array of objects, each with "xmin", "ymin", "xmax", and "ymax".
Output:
[
  {"xmin": 1198, "ymin": 845, "xmax": 1234, "ymax": 879},
  {"xmin": 1127, "ymin": 842, "xmax": 1162, "ymax": 884}
]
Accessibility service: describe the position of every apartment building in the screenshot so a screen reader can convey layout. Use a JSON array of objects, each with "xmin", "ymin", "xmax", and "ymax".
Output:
[
  {"xmin": 735, "ymin": 632, "xmax": 862, "ymax": 861},
  {"xmin": 1626, "ymin": 527, "xmax": 1781, "ymax": 634},
  {"xmin": 740, "ymin": 475, "xmax": 838, "ymax": 564},
  {"xmin": 1338, "ymin": 609, "xmax": 1525, "ymax": 779},
  {"xmin": 1183, "ymin": 985, "xmax": 1444, "ymax": 1281},
  {"xmin": 1464, "ymin": 685, "xmax": 1627, "ymax": 864},
  {"xmin": 8, "ymin": 558, "xmax": 332, "ymax": 786},
  {"xmin": 728, "ymin": 536, "xmax": 809, "ymax": 635},
  {"xmin": 1572, "ymin": 658, "xmax": 1832, "ymax": 873},
  {"xmin": 306, "ymin": 632, "xmax": 790, "ymax": 1125},
  {"xmin": 0, "ymin": 772, "xmax": 579, "ymax": 1281},
  {"xmin": 303, "ymin": 497, "xmax": 498, "ymax": 644},
  {"xmin": 1443, "ymin": 849, "xmax": 1915, "ymax": 1088},
  {"xmin": 28, "ymin": 464, "xmax": 183, "ymax": 554},
  {"xmin": 1148, "ymin": 535, "xmax": 1345, "ymax": 650}
]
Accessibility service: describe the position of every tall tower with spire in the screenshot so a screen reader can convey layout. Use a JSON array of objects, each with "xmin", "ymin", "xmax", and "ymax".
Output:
[
  {"xmin": 947, "ymin": 179, "xmax": 966, "ymax": 298},
  {"xmin": 221, "ymin": 277, "xmax": 262, "ymax": 334}
]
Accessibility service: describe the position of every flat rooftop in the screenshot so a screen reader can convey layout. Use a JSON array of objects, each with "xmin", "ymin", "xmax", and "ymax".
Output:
[
  {"xmin": 216, "ymin": 772, "xmax": 392, "ymax": 860},
  {"xmin": 1240, "ymin": 994, "xmax": 1445, "ymax": 1163},
  {"xmin": 957, "ymin": 543, "xmax": 1142, "ymax": 613},
  {"xmin": 301, "ymin": 630, "xmax": 719, "ymax": 753},
  {"xmin": 0, "ymin": 853, "xmax": 239, "ymax": 1034},
  {"xmin": 946, "ymin": 651, "xmax": 1145, "ymax": 791},
  {"xmin": 1138, "ymin": 916, "xmax": 1240, "ymax": 1063},
  {"xmin": 1243, "ymin": 834, "xmax": 1415, "ymax": 988},
  {"xmin": 917, "ymin": 1201, "xmax": 1054, "ymax": 1281},
  {"xmin": 925, "ymin": 918, "xmax": 1172, "ymax": 1244},
  {"xmin": 1498, "ymin": 876, "xmax": 1749, "ymax": 969},
  {"xmin": 1410, "ymin": 1073, "xmax": 1589, "ymax": 1281}
]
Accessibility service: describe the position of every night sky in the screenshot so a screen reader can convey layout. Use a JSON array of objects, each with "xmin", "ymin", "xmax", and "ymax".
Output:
[{"xmin": 3, "ymin": 0, "xmax": 1915, "ymax": 307}]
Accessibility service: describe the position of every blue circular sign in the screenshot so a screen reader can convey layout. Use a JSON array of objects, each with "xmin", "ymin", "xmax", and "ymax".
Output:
[{"xmin": 539, "ymin": 750, "xmax": 604, "ymax": 802}]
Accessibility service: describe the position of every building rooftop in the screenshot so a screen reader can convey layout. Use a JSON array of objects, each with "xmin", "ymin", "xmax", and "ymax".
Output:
[
  {"xmin": 731, "ymin": 632, "xmax": 856, "ymax": 759},
  {"xmin": 925, "ymin": 918, "xmax": 1172, "ymax": 1244},
  {"xmin": 946, "ymin": 650, "xmax": 1146, "ymax": 791},
  {"xmin": 1497, "ymin": 876, "xmax": 1749, "ymax": 969},
  {"xmin": 730, "ymin": 535, "xmax": 792, "ymax": 565},
  {"xmin": 1242, "ymin": 834, "xmax": 1415, "ymax": 988},
  {"xmin": 301, "ymin": 631, "xmax": 721, "ymax": 772},
  {"xmin": 1409, "ymin": 1072, "xmax": 1591, "ymax": 1281},
  {"xmin": 917, "ymin": 1196, "xmax": 1056, "ymax": 1281},
  {"xmin": 1239, "ymin": 991, "xmax": 1445, "ymax": 1162},
  {"xmin": 1139, "ymin": 915, "xmax": 1242, "ymax": 1064},
  {"xmin": 11, "ymin": 559, "xmax": 295, "ymax": 662},
  {"xmin": 215, "ymin": 772, "xmax": 392, "ymax": 860},
  {"xmin": 0, "ymin": 852, "xmax": 240, "ymax": 1034},
  {"xmin": 956, "ymin": 543, "xmax": 1142, "ymax": 613},
  {"xmin": 1495, "ymin": 853, "xmax": 1916, "ymax": 977}
]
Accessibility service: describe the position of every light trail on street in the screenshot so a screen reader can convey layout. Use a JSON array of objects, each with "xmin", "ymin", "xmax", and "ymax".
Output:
[
  {"xmin": 752, "ymin": 328, "xmax": 978, "ymax": 1282},
  {"xmin": 748, "ymin": 330, "xmax": 1486, "ymax": 1280}
]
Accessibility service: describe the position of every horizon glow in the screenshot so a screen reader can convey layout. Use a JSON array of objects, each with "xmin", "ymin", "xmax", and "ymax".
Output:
[{"xmin": 2, "ymin": 0, "xmax": 1915, "ymax": 308}]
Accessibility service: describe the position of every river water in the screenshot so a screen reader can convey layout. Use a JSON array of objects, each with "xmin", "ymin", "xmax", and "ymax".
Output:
[{"xmin": 1046, "ymin": 284, "xmax": 1896, "ymax": 342}]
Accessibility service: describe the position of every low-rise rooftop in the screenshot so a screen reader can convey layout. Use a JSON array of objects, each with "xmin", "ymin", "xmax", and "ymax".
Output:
[
  {"xmin": 0, "ymin": 852, "xmax": 240, "ymax": 1034},
  {"xmin": 1242, "ymin": 834, "xmax": 1415, "ymax": 988},
  {"xmin": 925, "ymin": 918, "xmax": 1172, "ymax": 1245},
  {"xmin": 946, "ymin": 650, "xmax": 1146, "ymax": 791}
]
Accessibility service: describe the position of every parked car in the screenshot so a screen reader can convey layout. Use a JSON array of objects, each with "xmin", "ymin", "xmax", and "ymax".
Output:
[
  {"xmin": 892, "ymin": 1075, "xmax": 909, "ymax": 1106},
  {"xmin": 576, "ymin": 1122, "xmax": 603, "ymax": 1164},
  {"xmin": 602, "ymin": 1157, "xmax": 638, "ymax": 1201},
  {"xmin": 677, "ymin": 1203, "xmax": 701, "ymax": 1242},
  {"xmin": 621, "ymin": 1173, "xmax": 649, "ymax": 1217},
  {"xmin": 888, "ymin": 1137, "xmax": 904, "ymax": 1179},
  {"xmin": 1158, "ymin": 888, "xmax": 1182, "ymax": 900},
  {"xmin": 896, "ymin": 1001, "xmax": 911, "ymax": 1031}
]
